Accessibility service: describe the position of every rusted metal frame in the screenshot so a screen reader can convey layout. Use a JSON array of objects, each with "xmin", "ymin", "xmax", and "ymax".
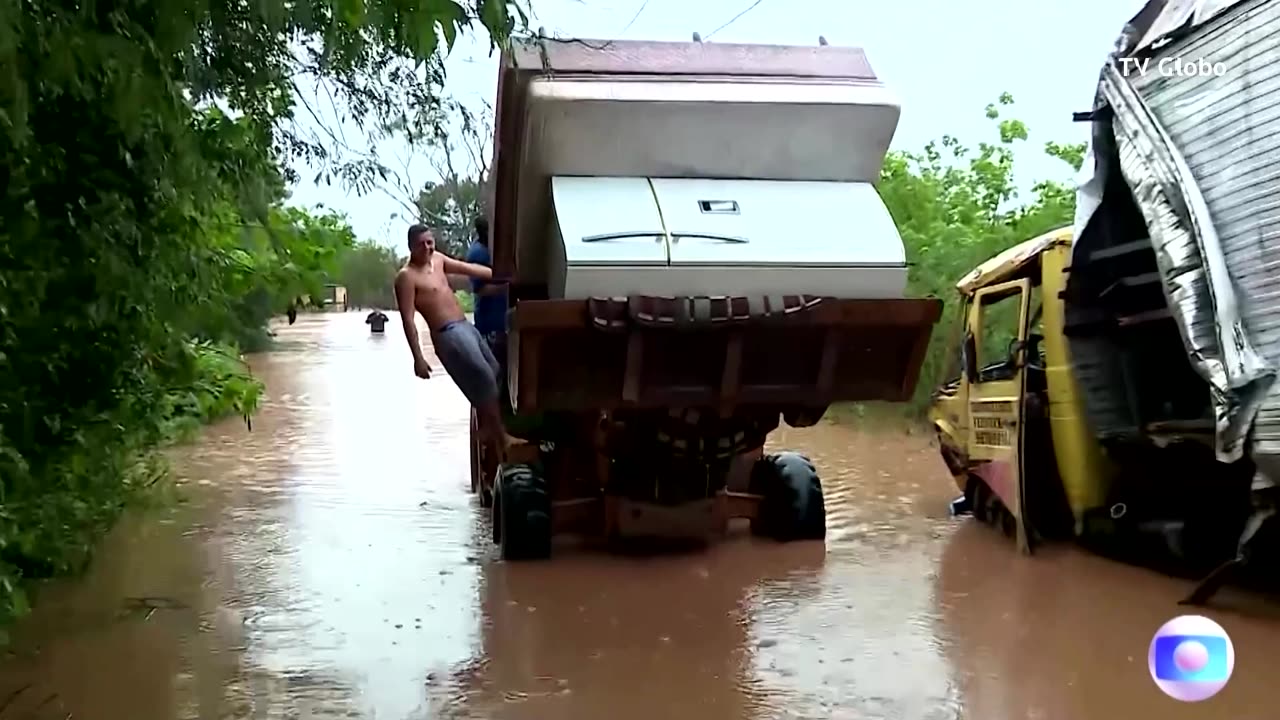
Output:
[
  {"xmin": 815, "ymin": 327, "xmax": 841, "ymax": 396},
  {"xmin": 524, "ymin": 382, "xmax": 913, "ymax": 415},
  {"xmin": 509, "ymin": 37, "xmax": 878, "ymax": 80},
  {"xmin": 719, "ymin": 331, "xmax": 744, "ymax": 416},
  {"xmin": 638, "ymin": 382, "xmax": 903, "ymax": 406},
  {"xmin": 508, "ymin": 298, "xmax": 946, "ymax": 412},
  {"xmin": 720, "ymin": 491, "xmax": 762, "ymax": 518},
  {"xmin": 504, "ymin": 329, "xmax": 520, "ymax": 411},
  {"xmin": 596, "ymin": 416, "xmax": 619, "ymax": 539},
  {"xmin": 511, "ymin": 298, "xmax": 944, "ymax": 330},
  {"xmin": 506, "ymin": 442, "xmax": 540, "ymax": 466},
  {"xmin": 513, "ymin": 331, "xmax": 540, "ymax": 411},
  {"xmin": 622, "ymin": 333, "xmax": 644, "ymax": 404},
  {"xmin": 550, "ymin": 497, "xmax": 601, "ymax": 536},
  {"xmin": 551, "ymin": 413, "xmax": 613, "ymax": 536},
  {"xmin": 897, "ymin": 319, "xmax": 934, "ymax": 401},
  {"xmin": 711, "ymin": 490, "xmax": 762, "ymax": 534},
  {"xmin": 488, "ymin": 61, "xmax": 526, "ymax": 279},
  {"xmin": 888, "ymin": 297, "xmax": 945, "ymax": 401}
]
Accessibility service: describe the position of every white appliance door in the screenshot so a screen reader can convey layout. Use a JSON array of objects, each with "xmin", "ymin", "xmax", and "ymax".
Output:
[
  {"xmin": 552, "ymin": 176, "xmax": 669, "ymax": 266},
  {"xmin": 649, "ymin": 178, "xmax": 906, "ymax": 268}
]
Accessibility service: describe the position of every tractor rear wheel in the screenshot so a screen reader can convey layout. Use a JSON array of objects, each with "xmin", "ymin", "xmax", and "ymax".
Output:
[
  {"xmin": 470, "ymin": 409, "xmax": 494, "ymax": 508},
  {"xmin": 750, "ymin": 452, "xmax": 827, "ymax": 541},
  {"xmin": 492, "ymin": 463, "xmax": 552, "ymax": 560}
]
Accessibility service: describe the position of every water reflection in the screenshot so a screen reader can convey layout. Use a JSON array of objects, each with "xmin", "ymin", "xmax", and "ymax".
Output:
[
  {"xmin": 218, "ymin": 314, "xmax": 484, "ymax": 718},
  {"xmin": 935, "ymin": 522, "xmax": 1280, "ymax": 720},
  {"xmin": 436, "ymin": 540, "xmax": 826, "ymax": 720},
  {"xmin": 749, "ymin": 427, "xmax": 963, "ymax": 720},
  {"xmin": 0, "ymin": 313, "xmax": 1275, "ymax": 720}
]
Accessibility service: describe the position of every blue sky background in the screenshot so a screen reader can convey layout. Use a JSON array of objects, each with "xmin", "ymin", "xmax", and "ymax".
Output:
[{"xmin": 288, "ymin": 0, "xmax": 1146, "ymax": 247}]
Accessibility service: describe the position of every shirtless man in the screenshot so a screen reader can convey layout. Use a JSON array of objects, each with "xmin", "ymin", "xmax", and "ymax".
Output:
[{"xmin": 394, "ymin": 224, "xmax": 507, "ymax": 460}]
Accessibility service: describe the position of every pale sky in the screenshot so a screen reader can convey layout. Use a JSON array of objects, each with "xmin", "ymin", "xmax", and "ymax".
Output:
[{"xmin": 289, "ymin": 0, "xmax": 1145, "ymax": 247}]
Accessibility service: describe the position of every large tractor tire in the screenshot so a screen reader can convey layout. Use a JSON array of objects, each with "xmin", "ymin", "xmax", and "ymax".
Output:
[
  {"xmin": 492, "ymin": 463, "xmax": 553, "ymax": 561},
  {"xmin": 749, "ymin": 452, "xmax": 827, "ymax": 541}
]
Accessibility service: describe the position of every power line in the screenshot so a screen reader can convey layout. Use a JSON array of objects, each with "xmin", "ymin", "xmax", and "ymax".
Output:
[
  {"xmin": 620, "ymin": 0, "xmax": 650, "ymax": 35},
  {"xmin": 705, "ymin": 0, "xmax": 769, "ymax": 40}
]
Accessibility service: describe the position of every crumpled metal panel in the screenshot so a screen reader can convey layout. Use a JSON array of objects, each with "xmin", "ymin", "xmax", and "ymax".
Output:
[
  {"xmin": 1085, "ymin": 0, "xmax": 1280, "ymax": 465},
  {"xmin": 1071, "ymin": 104, "xmax": 1161, "ymax": 442},
  {"xmin": 1102, "ymin": 68, "xmax": 1273, "ymax": 462},
  {"xmin": 1074, "ymin": 0, "xmax": 1280, "ymax": 464},
  {"xmin": 1129, "ymin": 0, "xmax": 1250, "ymax": 53},
  {"xmin": 1125, "ymin": 0, "xmax": 1280, "ymax": 473}
]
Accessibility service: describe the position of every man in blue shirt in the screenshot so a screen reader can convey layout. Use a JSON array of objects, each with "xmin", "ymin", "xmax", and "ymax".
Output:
[{"xmin": 464, "ymin": 216, "xmax": 508, "ymax": 353}]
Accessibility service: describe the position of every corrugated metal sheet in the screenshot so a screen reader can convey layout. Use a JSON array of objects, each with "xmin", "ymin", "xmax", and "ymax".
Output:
[
  {"xmin": 1129, "ymin": 0, "xmax": 1251, "ymax": 53},
  {"xmin": 1126, "ymin": 0, "xmax": 1280, "ymax": 476},
  {"xmin": 1074, "ymin": 0, "xmax": 1255, "ymax": 242}
]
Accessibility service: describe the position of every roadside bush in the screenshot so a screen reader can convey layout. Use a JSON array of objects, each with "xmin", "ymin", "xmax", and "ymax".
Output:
[
  {"xmin": 0, "ymin": 0, "xmax": 525, "ymax": 636},
  {"xmin": 873, "ymin": 93, "xmax": 1084, "ymax": 418},
  {"xmin": 336, "ymin": 241, "xmax": 402, "ymax": 310},
  {"xmin": 0, "ymin": 338, "xmax": 262, "ymax": 637},
  {"xmin": 157, "ymin": 341, "xmax": 266, "ymax": 442}
]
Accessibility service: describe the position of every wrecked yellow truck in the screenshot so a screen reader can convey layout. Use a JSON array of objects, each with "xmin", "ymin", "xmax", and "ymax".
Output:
[
  {"xmin": 930, "ymin": 221, "xmax": 1276, "ymax": 604},
  {"xmin": 930, "ymin": 0, "xmax": 1280, "ymax": 607},
  {"xmin": 931, "ymin": 0, "xmax": 1280, "ymax": 604}
]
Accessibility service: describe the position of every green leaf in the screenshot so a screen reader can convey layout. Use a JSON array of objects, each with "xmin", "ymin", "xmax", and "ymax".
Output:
[{"xmin": 338, "ymin": 0, "xmax": 367, "ymax": 26}]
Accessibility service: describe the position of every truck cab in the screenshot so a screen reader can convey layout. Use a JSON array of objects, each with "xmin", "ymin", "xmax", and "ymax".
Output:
[
  {"xmin": 932, "ymin": 222, "xmax": 1264, "ymax": 592},
  {"xmin": 934, "ymin": 1, "xmax": 1280, "ymax": 602},
  {"xmin": 930, "ymin": 228, "xmax": 1110, "ymax": 553}
]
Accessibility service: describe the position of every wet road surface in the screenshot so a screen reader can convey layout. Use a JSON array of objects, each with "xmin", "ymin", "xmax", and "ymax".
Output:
[{"xmin": 1, "ymin": 312, "xmax": 1278, "ymax": 719}]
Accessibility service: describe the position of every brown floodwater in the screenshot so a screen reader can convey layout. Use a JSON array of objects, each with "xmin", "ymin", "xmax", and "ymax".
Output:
[{"xmin": 1, "ymin": 312, "xmax": 1277, "ymax": 719}]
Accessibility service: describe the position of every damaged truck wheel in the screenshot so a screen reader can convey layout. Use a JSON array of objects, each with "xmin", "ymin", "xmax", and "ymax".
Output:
[
  {"xmin": 493, "ymin": 463, "xmax": 553, "ymax": 561},
  {"xmin": 750, "ymin": 452, "xmax": 826, "ymax": 541}
]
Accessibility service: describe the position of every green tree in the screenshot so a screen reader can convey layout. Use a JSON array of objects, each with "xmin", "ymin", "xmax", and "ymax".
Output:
[
  {"xmin": 876, "ymin": 93, "xmax": 1085, "ymax": 414},
  {"xmin": 336, "ymin": 241, "xmax": 402, "ymax": 309},
  {"xmin": 0, "ymin": 0, "xmax": 528, "ymax": 633},
  {"xmin": 189, "ymin": 201, "xmax": 357, "ymax": 350},
  {"xmin": 418, "ymin": 176, "xmax": 486, "ymax": 256},
  {"xmin": 416, "ymin": 100, "xmax": 492, "ymax": 256},
  {"xmin": 372, "ymin": 98, "xmax": 492, "ymax": 256}
]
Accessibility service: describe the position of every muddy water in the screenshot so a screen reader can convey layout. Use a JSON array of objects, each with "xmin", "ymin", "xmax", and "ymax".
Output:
[{"xmin": 1, "ymin": 312, "xmax": 1278, "ymax": 719}]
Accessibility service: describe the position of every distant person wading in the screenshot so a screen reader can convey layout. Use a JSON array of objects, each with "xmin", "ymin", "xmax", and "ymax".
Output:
[{"xmin": 366, "ymin": 310, "xmax": 389, "ymax": 334}]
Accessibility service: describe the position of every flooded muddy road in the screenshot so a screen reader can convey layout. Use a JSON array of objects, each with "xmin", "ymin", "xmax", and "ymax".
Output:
[{"xmin": 2, "ymin": 312, "xmax": 1278, "ymax": 719}]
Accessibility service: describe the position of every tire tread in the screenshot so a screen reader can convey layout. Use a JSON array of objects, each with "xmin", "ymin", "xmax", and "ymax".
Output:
[
  {"xmin": 494, "ymin": 463, "xmax": 552, "ymax": 560},
  {"xmin": 750, "ymin": 451, "xmax": 826, "ymax": 541}
]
